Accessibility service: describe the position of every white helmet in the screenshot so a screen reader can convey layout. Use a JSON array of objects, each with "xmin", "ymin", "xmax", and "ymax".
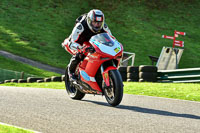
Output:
[{"xmin": 87, "ymin": 9, "xmax": 105, "ymax": 33}]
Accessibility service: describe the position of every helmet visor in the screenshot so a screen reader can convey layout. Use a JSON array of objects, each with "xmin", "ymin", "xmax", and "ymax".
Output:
[
  {"xmin": 91, "ymin": 21, "xmax": 103, "ymax": 32},
  {"xmin": 92, "ymin": 21, "xmax": 102, "ymax": 28}
]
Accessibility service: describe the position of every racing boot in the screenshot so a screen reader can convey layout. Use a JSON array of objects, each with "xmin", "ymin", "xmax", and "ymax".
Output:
[{"xmin": 68, "ymin": 54, "xmax": 81, "ymax": 82}]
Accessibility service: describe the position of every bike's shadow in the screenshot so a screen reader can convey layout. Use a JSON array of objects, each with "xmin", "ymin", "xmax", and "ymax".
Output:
[{"xmin": 82, "ymin": 99, "xmax": 200, "ymax": 120}]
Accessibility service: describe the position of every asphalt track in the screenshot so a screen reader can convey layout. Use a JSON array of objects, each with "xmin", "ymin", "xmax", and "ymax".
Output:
[{"xmin": 0, "ymin": 86, "xmax": 200, "ymax": 133}]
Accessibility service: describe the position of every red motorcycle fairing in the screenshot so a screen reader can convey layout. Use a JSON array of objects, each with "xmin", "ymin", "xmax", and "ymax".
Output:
[
  {"xmin": 77, "ymin": 42, "xmax": 122, "ymax": 95},
  {"xmin": 65, "ymin": 33, "xmax": 124, "ymax": 106},
  {"xmin": 78, "ymin": 54, "xmax": 104, "ymax": 94}
]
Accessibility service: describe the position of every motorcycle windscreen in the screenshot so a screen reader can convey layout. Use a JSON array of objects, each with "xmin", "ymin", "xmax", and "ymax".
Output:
[{"xmin": 89, "ymin": 33, "xmax": 121, "ymax": 56}]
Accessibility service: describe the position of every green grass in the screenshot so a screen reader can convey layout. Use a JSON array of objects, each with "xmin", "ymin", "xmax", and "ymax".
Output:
[
  {"xmin": 1, "ymin": 82, "xmax": 200, "ymax": 102},
  {"xmin": 0, "ymin": 0, "xmax": 200, "ymax": 74},
  {"xmin": 0, "ymin": 123, "xmax": 34, "ymax": 133},
  {"xmin": 0, "ymin": 0, "xmax": 86, "ymax": 68},
  {"xmin": 0, "ymin": 56, "xmax": 60, "ymax": 77},
  {"xmin": 1, "ymin": 82, "xmax": 65, "ymax": 89},
  {"xmin": 124, "ymin": 82, "xmax": 200, "ymax": 101},
  {"xmin": 84, "ymin": 0, "xmax": 200, "ymax": 68}
]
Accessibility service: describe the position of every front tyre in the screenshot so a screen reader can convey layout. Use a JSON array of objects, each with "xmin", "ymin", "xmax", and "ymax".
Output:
[
  {"xmin": 103, "ymin": 70, "xmax": 123, "ymax": 106},
  {"xmin": 64, "ymin": 67, "xmax": 85, "ymax": 100}
]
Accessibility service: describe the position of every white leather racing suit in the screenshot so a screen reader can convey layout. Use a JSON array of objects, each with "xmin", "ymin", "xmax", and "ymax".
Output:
[
  {"xmin": 62, "ymin": 14, "xmax": 115, "ymax": 76},
  {"xmin": 62, "ymin": 21, "xmax": 114, "ymax": 53}
]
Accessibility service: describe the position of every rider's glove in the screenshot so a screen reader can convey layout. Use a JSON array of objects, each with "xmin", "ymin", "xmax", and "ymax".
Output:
[
  {"xmin": 85, "ymin": 46, "xmax": 95, "ymax": 53},
  {"xmin": 77, "ymin": 46, "xmax": 84, "ymax": 53}
]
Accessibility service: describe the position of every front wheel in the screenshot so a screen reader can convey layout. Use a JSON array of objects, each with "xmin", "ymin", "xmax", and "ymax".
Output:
[
  {"xmin": 103, "ymin": 70, "xmax": 123, "ymax": 106},
  {"xmin": 64, "ymin": 67, "xmax": 85, "ymax": 100}
]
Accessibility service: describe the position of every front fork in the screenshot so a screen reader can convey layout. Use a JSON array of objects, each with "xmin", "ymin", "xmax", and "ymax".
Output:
[{"xmin": 101, "ymin": 64, "xmax": 117, "ymax": 87}]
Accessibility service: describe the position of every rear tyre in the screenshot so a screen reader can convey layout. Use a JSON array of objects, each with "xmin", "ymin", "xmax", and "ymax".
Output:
[
  {"xmin": 64, "ymin": 67, "xmax": 85, "ymax": 100},
  {"xmin": 103, "ymin": 70, "xmax": 123, "ymax": 106}
]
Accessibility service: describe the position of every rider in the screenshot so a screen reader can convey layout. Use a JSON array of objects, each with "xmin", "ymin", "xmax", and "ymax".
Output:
[{"xmin": 62, "ymin": 9, "xmax": 115, "ymax": 81}]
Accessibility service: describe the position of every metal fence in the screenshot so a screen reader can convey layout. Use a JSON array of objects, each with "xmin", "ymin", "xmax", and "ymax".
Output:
[
  {"xmin": 120, "ymin": 51, "xmax": 135, "ymax": 67},
  {"xmin": 0, "ymin": 68, "xmax": 36, "ymax": 82},
  {"xmin": 157, "ymin": 68, "xmax": 200, "ymax": 83}
]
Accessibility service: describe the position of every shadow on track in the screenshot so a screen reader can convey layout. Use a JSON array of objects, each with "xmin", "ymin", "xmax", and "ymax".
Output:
[{"xmin": 82, "ymin": 100, "xmax": 200, "ymax": 120}]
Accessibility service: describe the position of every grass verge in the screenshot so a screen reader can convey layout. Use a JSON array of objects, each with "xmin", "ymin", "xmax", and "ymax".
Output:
[
  {"xmin": 1, "ymin": 82, "xmax": 200, "ymax": 102},
  {"xmin": 0, "ymin": 123, "xmax": 34, "ymax": 133},
  {"xmin": 0, "ymin": 0, "xmax": 200, "ymax": 69},
  {"xmin": 0, "ymin": 56, "xmax": 60, "ymax": 77}
]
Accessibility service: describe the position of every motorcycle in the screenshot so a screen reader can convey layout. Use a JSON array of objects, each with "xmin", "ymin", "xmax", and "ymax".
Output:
[{"xmin": 64, "ymin": 33, "xmax": 124, "ymax": 106}]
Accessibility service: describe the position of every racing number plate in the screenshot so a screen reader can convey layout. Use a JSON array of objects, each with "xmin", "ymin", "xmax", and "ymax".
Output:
[{"xmin": 114, "ymin": 47, "xmax": 120, "ymax": 53}]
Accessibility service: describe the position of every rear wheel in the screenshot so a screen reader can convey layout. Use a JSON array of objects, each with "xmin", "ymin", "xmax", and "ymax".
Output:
[
  {"xmin": 103, "ymin": 70, "xmax": 123, "ymax": 106},
  {"xmin": 64, "ymin": 67, "xmax": 85, "ymax": 100}
]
